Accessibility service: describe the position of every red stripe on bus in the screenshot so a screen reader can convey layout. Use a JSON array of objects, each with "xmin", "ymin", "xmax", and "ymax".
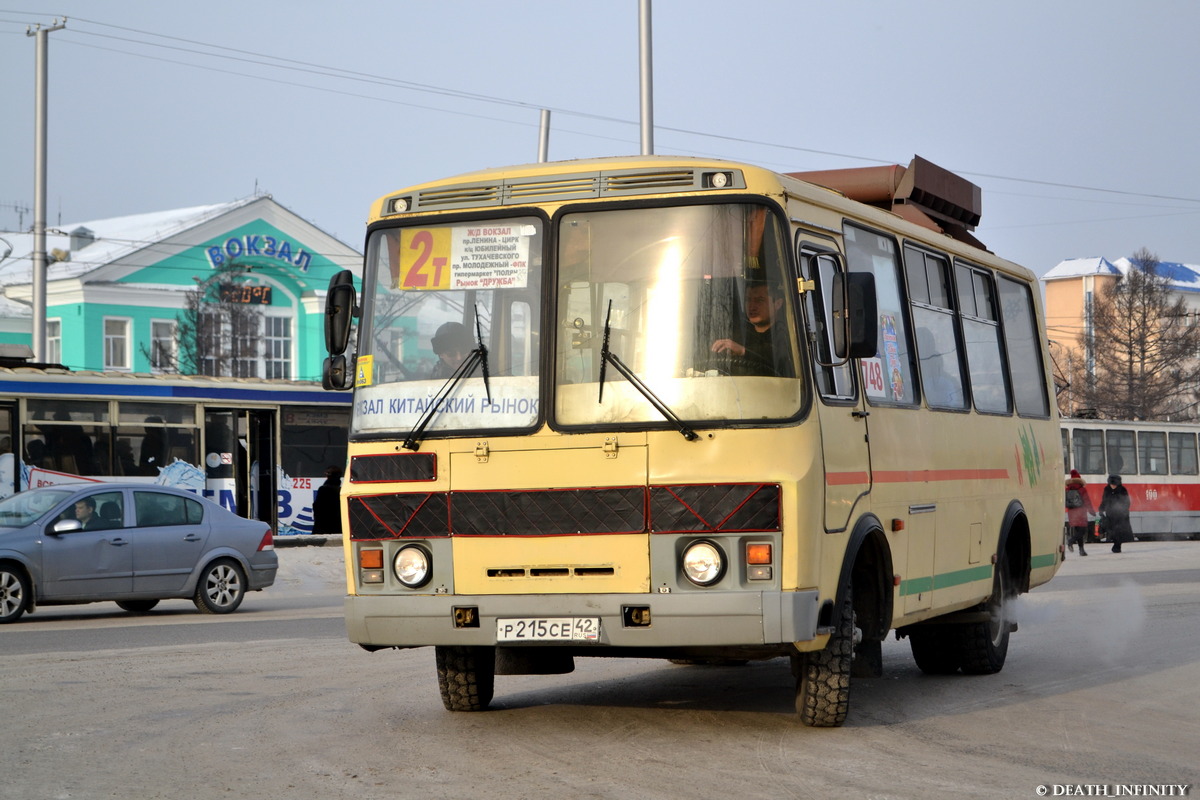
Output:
[{"xmin": 826, "ymin": 468, "xmax": 1010, "ymax": 486}]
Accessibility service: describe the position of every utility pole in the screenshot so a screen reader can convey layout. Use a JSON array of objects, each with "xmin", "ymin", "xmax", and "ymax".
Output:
[
  {"xmin": 537, "ymin": 109, "xmax": 551, "ymax": 163},
  {"xmin": 27, "ymin": 17, "xmax": 67, "ymax": 362},
  {"xmin": 638, "ymin": 0, "xmax": 653, "ymax": 155}
]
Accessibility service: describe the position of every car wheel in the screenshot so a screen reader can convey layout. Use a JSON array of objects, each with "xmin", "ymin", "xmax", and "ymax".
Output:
[
  {"xmin": 116, "ymin": 599, "xmax": 160, "ymax": 613},
  {"xmin": 0, "ymin": 564, "xmax": 31, "ymax": 624},
  {"xmin": 193, "ymin": 559, "xmax": 246, "ymax": 614},
  {"xmin": 435, "ymin": 645, "xmax": 495, "ymax": 711}
]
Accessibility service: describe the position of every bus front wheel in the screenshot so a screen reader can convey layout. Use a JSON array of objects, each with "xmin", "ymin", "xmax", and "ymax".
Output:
[
  {"xmin": 793, "ymin": 580, "xmax": 853, "ymax": 727},
  {"xmin": 435, "ymin": 645, "xmax": 495, "ymax": 711}
]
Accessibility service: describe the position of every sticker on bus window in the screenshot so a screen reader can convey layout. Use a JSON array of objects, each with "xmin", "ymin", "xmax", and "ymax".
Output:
[
  {"xmin": 397, "ymin": 225, "xmax": 533, "ymax": 291},
  {"xmin": 356, "ymin": 354, "xmax": 374, "ymax": 387}
]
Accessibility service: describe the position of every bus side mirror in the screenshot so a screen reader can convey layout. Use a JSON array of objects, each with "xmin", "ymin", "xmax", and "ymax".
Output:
[
  {"xmin": 323, "ymin": 354, "xmax": 353, "ymax": 391},
  {"xmin": 325, "ymin": 270, "xmax": 359, "ymax": 357},
  {"xmin": 833, "ymin": 271, "xmax": 877, "ymax": 360}
]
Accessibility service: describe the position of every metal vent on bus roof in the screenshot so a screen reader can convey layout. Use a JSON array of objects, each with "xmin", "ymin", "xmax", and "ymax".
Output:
[{"xmin": 393, "ymin": 167, "xmax": 745, "ymax": 213}]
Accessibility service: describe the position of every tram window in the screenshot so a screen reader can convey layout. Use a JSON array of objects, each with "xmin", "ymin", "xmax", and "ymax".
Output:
[
  {"xmin": 1072, "ymin": 429, "xmax": 1105, "ymax": 475},
  {"xmin": 845, "ymin": 224, "xmax": 916, "ymax": 406},
  {"xmin": 1169, "ymin": 432, "xmax": 1198, "ymax": 475},
  {"xmin": 956, "ymin": 263, "xmax": 1010, "ymax": 414},
  {"xmin": 997, "ymin": 276, "xmax": 1049, "ymax": 417},
  {"xmin": 281, "ymin": 408, "xmax": 349, "ymax": 478},
  {"xmin": 118, "ymin": 401, "xmax": 195, "ymax": 426},
  {"xmin": 1106, "ymin": 429, "xmax": 1136, "ymax": 475},
  {"xmin": 26, "ymin": 400, "xmax": 111, "ymax": 477},
  {"xmin": 1061, "ymin": 429, "xmax": 1070, "ymax": 472},
  {"xmin": 1138, "ymin": 431, "xmax": 1168, "ymax": 475}
]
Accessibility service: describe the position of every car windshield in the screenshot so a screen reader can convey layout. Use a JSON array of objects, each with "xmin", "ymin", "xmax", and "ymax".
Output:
[
  {"xmin": 354, "ymin": 216, "xmax": 544, "ymax": 436},
  {"xmin": 554, "ymin": 203, "xmax": 804, "ymax": 427},
  {"xmin": 0, "ymin": 489, "xmax": 76, "ymax": 527}
]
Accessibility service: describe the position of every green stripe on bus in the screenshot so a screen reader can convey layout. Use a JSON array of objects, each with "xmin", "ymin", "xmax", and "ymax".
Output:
[
  {"xmin": 900, "ymin": 556, "xmax": 1058, "ymax": 596},
  {"xmin": 900, "ymin": 564, "xmax": 993, "ymax": 596}
]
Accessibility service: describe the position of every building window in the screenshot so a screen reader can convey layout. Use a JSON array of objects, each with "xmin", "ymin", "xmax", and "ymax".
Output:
[
  {"xmin": 47, "ymin": 319, "xmax": 62, "ymax": 364},
  {"xmin": 264, "ymin": 316, "xmax": 292, "ymax": 379},
  {"xmin": 104, "ymin": 318, "xmax": 131, "ymax": 370},
  {"xmin": 150, "ymin": 320, "xmax": 177, "ymax": 372}
]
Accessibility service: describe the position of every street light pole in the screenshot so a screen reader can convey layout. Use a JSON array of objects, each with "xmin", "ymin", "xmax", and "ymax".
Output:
[{"xmin": 27, "ymin": 17, "xmax": 66, "ymax": 363}]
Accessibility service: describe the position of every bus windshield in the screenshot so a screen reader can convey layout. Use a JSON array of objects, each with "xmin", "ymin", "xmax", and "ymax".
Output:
[
  {"xmin": 554, "ymin": 203, "xmax": 803, "ymax": 426},
  {"xmin": 355, "ymin": 216, "xmax": 544, "ymax": 436}
]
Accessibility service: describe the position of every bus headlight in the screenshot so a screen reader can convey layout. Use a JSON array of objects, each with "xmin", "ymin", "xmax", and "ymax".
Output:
[
  {"xmin": 394, "ymin": 545, "xmax": 432, "ymax": 588},
  {"xmin": 681, "ymin": 541, "xmax": 725, "ymax": 586}
]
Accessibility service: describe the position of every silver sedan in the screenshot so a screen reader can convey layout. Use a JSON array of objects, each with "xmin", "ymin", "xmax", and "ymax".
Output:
[{"xmin": 0, "ymin": 483, "xmax": 278, "ymax": 623}]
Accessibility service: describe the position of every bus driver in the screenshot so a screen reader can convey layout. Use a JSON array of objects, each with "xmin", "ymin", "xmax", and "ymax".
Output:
[{"xmin": 710, "ymin": 281, "xmax": 786, "ymax": 376}]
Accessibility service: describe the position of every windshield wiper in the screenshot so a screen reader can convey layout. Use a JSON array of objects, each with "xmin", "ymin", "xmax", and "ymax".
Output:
[
  {"xmin": 402, "ymin": 309, "xmax": 492, "ymax": 452},
  {"xmin": 598, "ymin": 299, "xmax": 698, "ymax": 442}
]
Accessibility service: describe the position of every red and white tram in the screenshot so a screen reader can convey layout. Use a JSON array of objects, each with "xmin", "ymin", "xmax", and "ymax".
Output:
[{"xmin": 1061, "ymin": 417, "xmax": 1200, "ymax": 540}]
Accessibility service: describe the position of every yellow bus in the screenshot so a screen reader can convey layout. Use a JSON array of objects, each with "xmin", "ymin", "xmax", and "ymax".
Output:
[{"xmin": 323, "ymin": 154, "xmax": 1063, "ymax": 726}]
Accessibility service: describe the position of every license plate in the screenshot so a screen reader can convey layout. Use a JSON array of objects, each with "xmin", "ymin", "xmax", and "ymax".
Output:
[{"xmin": 496, "ymin": 617, "xmax": 601, "ymax": 642}]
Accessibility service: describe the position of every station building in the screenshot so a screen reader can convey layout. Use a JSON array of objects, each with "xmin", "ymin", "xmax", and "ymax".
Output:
[{"xmin": 0, "ymin": 194, "xmax": 362, "ymax": 379}]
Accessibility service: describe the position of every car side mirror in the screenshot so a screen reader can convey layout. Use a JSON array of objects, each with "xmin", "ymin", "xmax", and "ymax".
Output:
[
  {"xmin": 325, "ymin": 270, "xmax": 359, "ymax": 357},
  {"xmin": 832, "ymin": 271, "xmax": 878, "ymax": 360},
  {"xmin": 49, "ymin": 518, "xmax": 82, "ymax": 535}
]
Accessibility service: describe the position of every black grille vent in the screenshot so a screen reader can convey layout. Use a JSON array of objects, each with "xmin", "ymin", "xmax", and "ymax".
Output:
[
  {"xmin": 348, "ymin": 493, "xmax": 449, "ymax": 540},
  {"xmin": 350, "ymin": 453, "xmax": 436, "ymax": 483},
  {"xmin": 452, "ymin": 487, "xmax": 645, "ymax": 536},
  {"xmin": 649, "ymin": 484, "xmax": 780, "ymax": 533}
]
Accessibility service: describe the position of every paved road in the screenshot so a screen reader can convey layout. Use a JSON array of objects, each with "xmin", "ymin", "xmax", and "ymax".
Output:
[{"xmin": 2, "ymin": 541, "xmax": 1198, "ymax": 799}]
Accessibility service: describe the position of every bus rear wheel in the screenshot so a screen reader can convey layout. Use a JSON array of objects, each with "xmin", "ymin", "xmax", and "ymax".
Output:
[
  {"xmin": 794, "ymin": 580, "xmax": 853, "ymax": 727},
  {"xmin": 435, "ymin": 645, "xmax": 495, "ymax": 712},
  {"xmin": 908, "ymin": 628, "xmax": 962, "ymax": 674},
  {"xmin": 960, "ymin": 558, "xmax": 1014, "ymax": 675}
]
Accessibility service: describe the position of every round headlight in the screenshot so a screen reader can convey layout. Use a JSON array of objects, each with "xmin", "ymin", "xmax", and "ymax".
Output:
[
  {"xmin": 681, "ymin": 541, "xmax": 725, "ymax": 586},
  {"xmin": 393, "ymin": 545, "xmax": 431, "ymax": 588}
]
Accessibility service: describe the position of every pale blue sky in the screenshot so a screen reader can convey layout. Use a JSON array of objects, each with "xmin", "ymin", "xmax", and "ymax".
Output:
[{"xmin": 3, "ymin": 1, "xmax": 1199, "ymax": 275}]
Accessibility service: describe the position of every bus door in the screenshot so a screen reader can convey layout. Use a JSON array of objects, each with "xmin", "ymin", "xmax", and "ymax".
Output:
[
  {"xmin": 204, "ymin": 408, "xmax": 277, "ymax": 529},
  {"xmin": 0, "ymin": 401, "xmax": 15, "ymax": 499},
  {"xmin": 799, "ymin": 247, "xmax": 871, "ymax": 532}
]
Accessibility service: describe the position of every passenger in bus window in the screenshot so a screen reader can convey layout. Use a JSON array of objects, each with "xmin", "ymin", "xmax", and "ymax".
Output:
[
  {"xmin": 710, "ymin": 282, "xmax": 786, "ymax": 376},
  {"xmin": 430, "ymin": 322, "xmax": 474, "ymax": 380}
]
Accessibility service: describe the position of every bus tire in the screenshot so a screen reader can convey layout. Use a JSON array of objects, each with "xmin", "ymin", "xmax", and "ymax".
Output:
[
  {"xmin": 0, "ymin": 564, "xmax": 31, "ymax": 624},
  {"xmin": 794, "ymin": 580, "xmax": 853, "ymax": 727},
  {"xmin": 435, "ymin": 645, "xmax": 495, "ymax": 712},
  {"xmin": 908, "ymin": 628, "xmax": 962, "ymax": 675},
  {"xmin": 959, "ymin": 558, "xmax": 1014, "ymax": 675}
]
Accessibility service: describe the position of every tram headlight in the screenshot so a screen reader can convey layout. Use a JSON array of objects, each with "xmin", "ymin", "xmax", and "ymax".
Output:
[
  {"xmin": 681, "ymin": 540, "xmax": 725, "ymax": 586},
  {"xmin": 393, "ymin": 544, "xmax": 432, "ymax": 588}
]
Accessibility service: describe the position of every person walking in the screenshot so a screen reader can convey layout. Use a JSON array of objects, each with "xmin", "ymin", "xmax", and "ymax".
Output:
[
  {"xmin": 1099, "ymin": 474, "xmax": 1134, "ymax": 553},
  {"xmin": 1064, "ymin": 469, "xmax": 1095, "ymax": 556}
]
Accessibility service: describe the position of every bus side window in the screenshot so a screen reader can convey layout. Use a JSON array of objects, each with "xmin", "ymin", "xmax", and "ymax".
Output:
[
  {"xmin": 903, "ymin": 245, "xmax": 966, "ymax": 410},
  {"xmin": 955, "ymin": 262, "xmax": 1012, "ymax": 413},
  {"xmin": 843, "ymin": 223, "xmax": 917, "ymax": 406},
  {"xmin": 996, "ymin": 276, "xmax": 1050, "ymax": 417}
]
